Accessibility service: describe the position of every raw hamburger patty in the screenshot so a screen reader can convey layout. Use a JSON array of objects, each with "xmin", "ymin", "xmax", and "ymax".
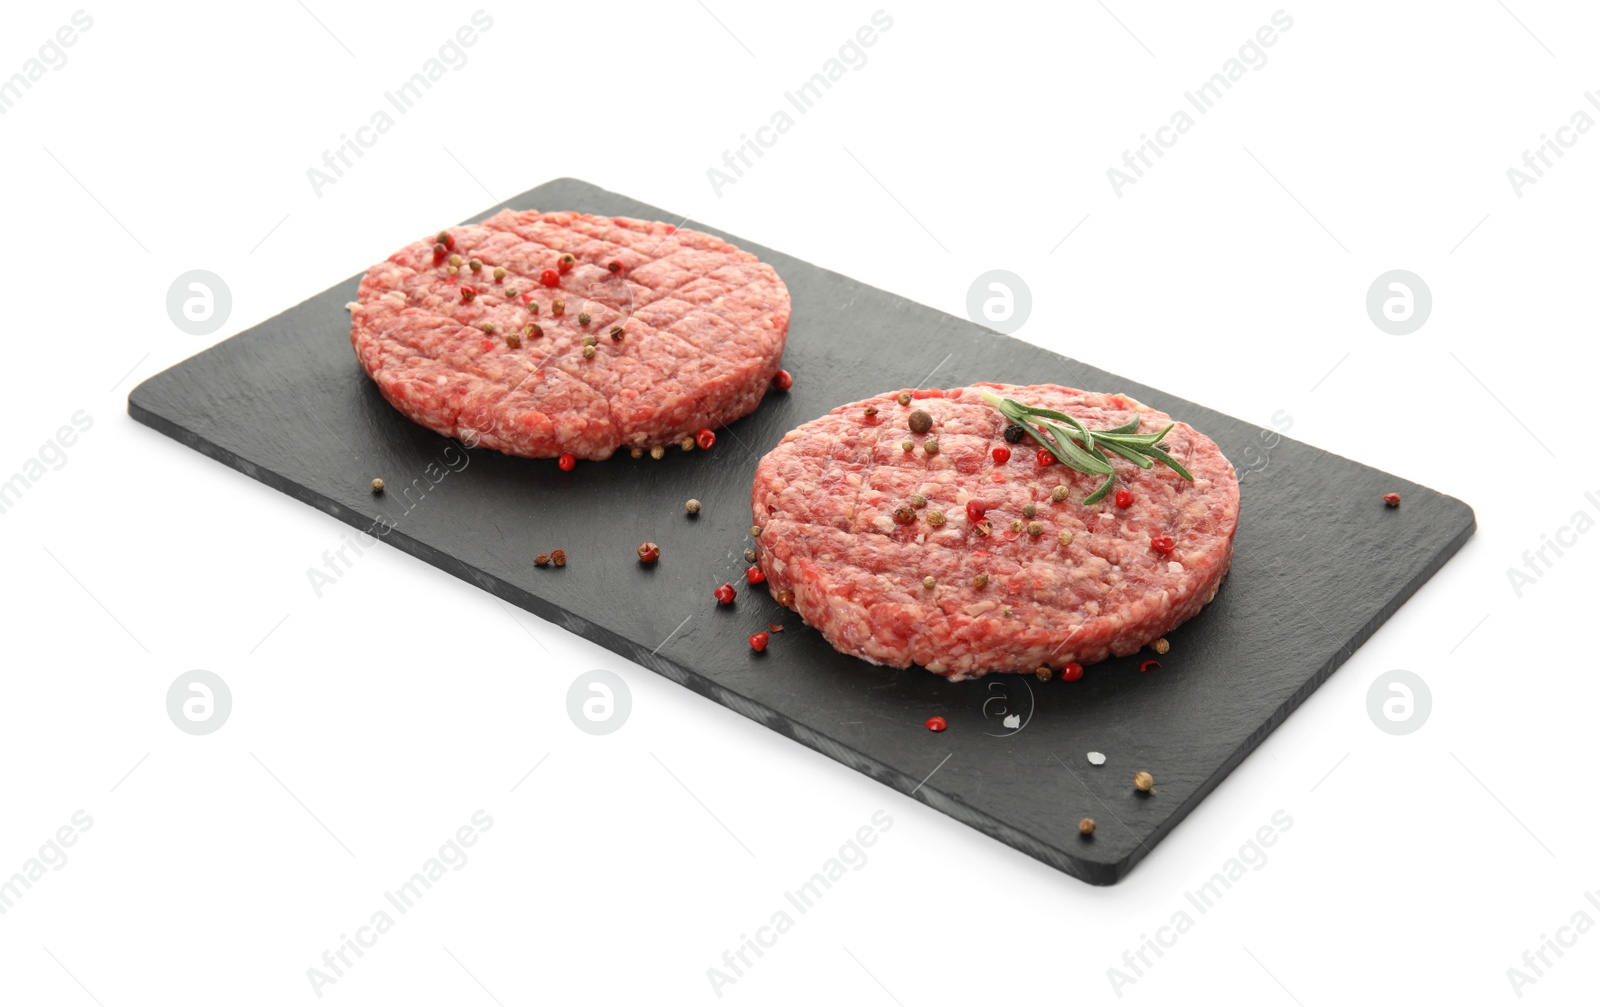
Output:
[
  {"xmin": 750, "ymin": 383, "xmax": 1240, "ymax": 680},
  {"xmin": 349, "ymin": 210, "xmax": 790, "ymax": 459}
]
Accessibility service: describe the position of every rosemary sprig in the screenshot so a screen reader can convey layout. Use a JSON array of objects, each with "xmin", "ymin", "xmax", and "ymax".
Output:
[{"xmin": 980, "ymin": 390, "xmax": 1194, "ymax": 505}]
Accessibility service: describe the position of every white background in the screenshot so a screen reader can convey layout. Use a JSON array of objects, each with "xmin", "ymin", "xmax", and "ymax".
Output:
[{"xmin": 2, "ymin": 2, "xmax": 1597, "ymax": 1004}]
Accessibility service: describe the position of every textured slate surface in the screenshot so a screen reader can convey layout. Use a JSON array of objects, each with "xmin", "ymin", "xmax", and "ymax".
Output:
[{"xmin": 129, "ymin": 178, "xmax": 1475, "ymax": 885}]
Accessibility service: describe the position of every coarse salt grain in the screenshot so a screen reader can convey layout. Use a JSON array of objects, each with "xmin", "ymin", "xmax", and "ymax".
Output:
[
  {"xmin": 1168, "ymin": 561, "xmax": 1184, "ymax": 573},
  {"xmin": 1087, "ymin": 752, "xmax": 1107, "ymax": 766}
]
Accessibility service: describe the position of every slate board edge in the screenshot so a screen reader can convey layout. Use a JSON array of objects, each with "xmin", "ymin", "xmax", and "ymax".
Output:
[{"xmin": 127, "ymin": 178, "xmax": 1479, "ymax": 887}]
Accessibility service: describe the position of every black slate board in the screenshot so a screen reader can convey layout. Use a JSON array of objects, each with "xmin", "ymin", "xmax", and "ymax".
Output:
[{"xmin": 129, "ymin": 178, "xmax": 1474, "ymax": 885}]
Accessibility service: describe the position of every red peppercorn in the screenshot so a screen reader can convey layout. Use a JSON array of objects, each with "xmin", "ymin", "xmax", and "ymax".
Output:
[
  {"xmin": 1037, "ymin": 448, "xmax": 1056, "ymax": 467},
  {"xmin": 714, "ymin": 583, "xmax": 737, "ymax": 605},
  {"xmin": 637, "ymin": 542, "xmax": 660, "ymax": 564},
  {"xmin": 1061, "ymin": 662, "xmax": 1084, "ymax": 682},
  {"xmin": 992, "ymin": 446, "xmax": 1011, "ymax": 464},
  {"xmin": 460, "ymin": 286, "xmax": 477, "ymax": 303},
  {"xmin": 695, "ymin": 428, "xmax": 716, "ymax": 450},
  {"xmin": 773, "ymin": 369, "xmax": 794, "ymax": 391},
  {"xmin": 1151, "ymin": 535, "xmax": 1175, "ymax": 555},
  {"xmin": 925, "ymin": 716, "xmax": 947, "ymax": 732},
  {"xmin": 432, "ymin": 242, "xmax": 448, "ymax": 264},
  {"xmin": 437, "ymin": 231, "xmax": 455, "ymax": 251},
  {"xmin": 749, "ymin": 631, "xmax": 770, "ymax": 652},
  {"xmin": 965, "ymin": 500, "xmax": 987, "ymax": 523},
  {"xmin": 1140, "ymin": 660, "xmax": 1161, "ymax": 673},
  {"xmin": 608, "ymin": 259, "xmax": 622, "ymax": 273},
  {"xmin": 558, "ymin": 253, "xmax": 575, "ymax": 274},
  {"xmin": 745, "ymin": 567, "xmax": 766, "ymax": 585},
  {"xmin": 540, "ymin": 269, "xmax": 560, "ymax": 288},
  {"xmin": 557, "ymin": 453, "xmax": 576, "ymax": 472},
  {"xmin": 1383, "ymin": 493, "xmax": 1401, "ymax": 507},
  {"xmin": 1115, "ymin": 489, "xmax": 1133, "ymax": 508}
]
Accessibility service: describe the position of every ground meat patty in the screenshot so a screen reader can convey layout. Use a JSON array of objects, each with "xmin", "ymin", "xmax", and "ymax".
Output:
[
  {"xmin": 751, "ymin": 383, "xmax": 1239, "ymax": 680},
  {"xmin": 350, "ymin": 210, "xmax": 790, "ymax": 459}
]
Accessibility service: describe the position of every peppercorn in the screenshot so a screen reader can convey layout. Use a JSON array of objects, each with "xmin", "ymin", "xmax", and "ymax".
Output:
[
  {"xmin": 751, "ymin": 525, "xmax": 764, "ymax": 537},
  {"xmin": 610, "ymin": 326, "xmax": 625, "ymax": 342},
  {"xmin": 650, "ymin": 445, "xmax": 666, "ymax": 460},
  {"xmin": 1010, "ymin": 519, "xmax": 1024, "ymax": 533},
  {"xmin": 748, "ymin": 631, "xmax": 769, "ymax": 652},
  {"xmin": 1153, "ymin": 637, "xmax": 1170, "ymax": 655},
  {"xmin": 1022, "ymin": 503, "xmax": 1037, "ymax": 518},
  {"xmin": 1061, "ymin": 662, "xmax": 1084, "ymax": 682},
  {"xmin": 448, "ymin": 253, "xmax": 462, "ymax": 268},
  {"xmin": 744, "ymin": 549, "xmax": 758, "ymax": 563},
  {"xmin": 608, "ymin": 259, "xmax": 623, "ymax": 273},
  {"xmin": 922, "ymin": 576, "xmax": 936, "ymax": 590},
  {"xmin": 714, "ymin": 583, "xmax": 736, "ymax": 605},
  {"xmin": 908, "ymin": 409, "xmax": 933, "ymax": 434},
  {"xmin": 552, "ymin": 298, "xmax": 565, "ymax": 315},
  {"xmin": 529, "ymin": 323, "xmax": 544, "ymax": 338},
  {"xmin": 1079, "ymin": 818, "xmax": 1096, "ymax": 836},
  {"xmin": 696, "ymin": 429, "xmax": 717, "ymax": 450},
  {"xmin": 910, "ymin": 494, "xmax": 927, "ymax": 508},
  {"xmin": 992, "ymin": 446, "xmax": 1011, "ymax": 464},
  {"xmin": 582, "ymin": 334, "xmax": 598, "ymax": 347},
  {"xmin": 527, "ymin": 300, "xmax": 538, "ymax": 314},
  {"xmin": 1140, "ymin": 659, "xmax": 1161, "ymax": 673},
  {"xmin": 1058, "ymin": 530, "xmax": 1074, "ymax": 546},
  {"xmin": 927, "ymin": 510, "xmax": 946, "ymax": 527},
  {"xmin": 973, "ymin": 519, "xmax": 992, "ymax": 537},
  {"xmin": 432, "ymin": 242, "xmax": 448, "ymax": 264},
  {"xmin": 745, "ymin": 566, "xmax": 766, "ymax": 585},
  {"xmin": 679, "ymin": 435, "xmax": 695, "ymax": 451},
  {"xmin": 446, "ymin": 265, "xmax": 459, "ymax": 276},
  {"xmin": 1051, "ymin": 485, "xmax": 1069, "ymax": 503},
  {"xmin": 897, "ymin": 392, "xmax": 912, "ymax": 406},
  {"xmin": 1037, "ymin": 448, "xmax": 1055, "ymax": 466},
  {"xmin": 493, "ymin": 266, "xmax": 506, "ymax": 282},
  {"xmin": 1003, "ymin": 423, "xmax": 1025, "ymax": 444},
  {"xmin": 1115, "ymin": 489, "xmax": 1133, "ymax": 508},
  {"xmin": 685, "ymin": 499, "xmax": 702, "ymax": 515},
  {"xmin": 558, "ymin": 253, "xmax": 575, "ymax": 273},
  {"xmin": 1151, "ymin": 535, "xmax": 1175, "ymax": 556},
  {"xmin": 436, "ymin": 230, "xmax": 453, "ymax": 248},
  {"xmin": 893, "ymin": 506, "xmax": 917, "ymax": 525},
  {"xmin": 468, "ymin": 258, "xmax": 482, "ymax": 273},
  {"xmin": 923, "ymin": 439, "xmax": 939, "ymax": 456},
  {"xmin": 582, "ymin": 345, "xmax": 596, "ymax": 359},
  {"xmin": 1035, "ymin": 666, "xmax": 1052, "ymax": 682},
  {"xmin": 902, "ymin": 440, "xmax": 915, "ymax": 453},
  {"xmin": 1384, "ymin": 492, "xmax": 1401, "ymax": 507},
  {"xmin": 1134, "ymin": 771, "xmax": 1154, "ymax": 792},
  {"xmin": 534, "ymin": 553, "xmax": 550, "ymax": 567},
  {"xmin": 578, "ymin": 311, "xmax": 591, "ymax": 326},
  {"xmin": 775, "ymin": 588, "xmax": 795, "ymax": 606},
  {"xmin": 558, "ymin": 453, "xmax": 576, "ymax": 472},
  {"xmin": 482, "ymin": 322, "xmax": 496, "ymax": 334},
  {"xmin": 371, "ymin": 478, "xmax": 385, "ymax": 493},
  {"xmin": 460, "ymin": 286, "xmax": 476, "ymax": 303},
  {"xmin": 630, "ymin": 447, "xmax": 644, "ymax": 459},
  {"xmin": 864, "ymin": 406, "xmax": 879, "ymax": 420},
  {"xmin": 1028, "ymin": 521, "xmax": 1044, "ymax": 537},
  {"xmin": 773, "ymin": 369, "xmax": 793, "ymax": 391},
  {"xmin": 505, "ymin": 333, "xmax": 522, "ymax": 349},
  {"xmin": 505, "ymin": 286, "xmax": 519, "ymax": 297},
  {"xmin": 972, "ymin": 573, "xmax": 988, "ymax": 588},
  {"xmin": 637, "ymin": 542, "xmax": 660, "ymax": 564}
]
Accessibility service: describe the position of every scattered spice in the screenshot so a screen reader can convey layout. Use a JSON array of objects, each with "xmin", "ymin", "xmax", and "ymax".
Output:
[
  {"xmin": 923, "ymin": 438, "xmax": 940, "ymax": 456},
  {"xmin": 1140, "ymin": 659, "xmax": 1161, "ymax": 673},
  {"xmin": 608, "ymin": 259, "xmax": 623, "ymax": 273},
  {"xmin": 972, "ymin": 573, "xmax": 989, "ymax": 588},
  {"xmin": 505, "ymin": 286, "xmax": 518, "ymax": 297},
  {"xmin": 1086, "ymin": 751, "xmax": 1106, "ymax": 766},
  {"xmin": 551, "ymin": 298, "xmax": 565, "ymax": 315},
  {"xmin": 679, "ymin": 435, "xmax": 695, "ymax": 451},
  {"xmin": 371, "ymin": 478, "xmax": 385, "ymax": 493},
  {"xmin": 1022, "ymin": 503, "xmax": 1037, "ymax": 518},
  {"xmin": 540, "ymin": 268, "xmax": 559, "ymax": 288},
  {"xmin": 745, "ymin": 567, "xmax": 766, "ymax": 585},
  {"xmin": 714, "ymin": 583, "xmax": 737, "ymax": 605},
  {"xmin": 774, "ymin": 369, "xmax": 794, "ymax": 391},
  {"xmin": 460, "ymin": 286, "xmax": 477, "ymax": 303},
  {"xmin": 631, "ymin": 447, "xmax": 644, "ymax": 459},
  {"xmin": 481, "ymin": 322, "xmax": 496, "ymax": 334},
  {"xmin": 1058, "ymin": 530, "xmax": 1074, "ymax": 546},
  {"xmin": 432, "ymin": 242, "xmax": 447, "ymax": 265},
  {"xmin": 577, "ymin": 311, "xmax": 591, "ymax": 326},
  {"xmin": 1037, "ymin": 448, "xmax": 1055, "ymax": 466},
  {"xmin": 965, "ymin": 501, "xmax": 988, "ymax": 523},
  {"xmin": 1061, "ymin": 662, "xmax": 1084, "ymax": 682},
  {"xmin": 550, "ymin": 549, "xmax": 567, "ymax": 567},
  {"xmin": 893, "ymin": 506, "xmax": 917, "ymax": 525},
  {"xmin": 1051, "ymin": 485, "xmax": 1069, "ymax": 503},
  {"xmin": 504, "ymin": 332, "xmax": 522, "ymax": 349},
  {"xmin": 1153, "ymin": 637, "xmax": 1170, "ymax": 655},
  {"xmin": 1133, "ymin": 771, "xmax": 1154, "ymax": 792},
  {"xmin": 448, "ymin": 253, "xmax": 463, "ymax": 268},
  {"xmin": 910, "ymin": 493, "xmax": 928, "ymax": 508},
  {"xmin": 1035, "ymin": 666, "xmax": 1053, "ymax": 682},
  {"xmin": 493, "ymin": 266, "xmax": 506, "ymax": 282},
  {"xmin": 446, "ymin": 264, "xmax": 459, "ymax": 276},
  {"xmin": 749, "ymin": 631, "xmax": 769, "ymax": 652},
  {"xmin": 769, "ymin": 623, "xmax": 784, "ymax": 633},
  {"xmin": 1002, "ymin": 423, "xmax": 1025, "ymax": 444},
  {"xmin": 992, "ymin": 446, "xmax": 1011, "ymax": 464},
  {"xmin": 901, "ymin": 440, "xmax": 915, "ymax": 453},
  {"xmin": 610, "ymin": 326, "xmax": 625, "ymax": 342},
  {"xmin": 1079, "ymin": 818, "xmax": 1096, "ymax": 836},
  {"xmin": 696, "ymin": 429, "xmax": 717, "ymax": 450},
  {"xmin": 1384, "ymin": 492, "xmax": 1401, "ymax": 507},
  {"xmin": 581, "ymin": 345, "xmax": 597, "ymax": 359},
  {"xmin": 685, "ymin": 498, "xmax": 702, "ymax": 515},
  {"xmin": 558, "ymin": 253, "xmax": 576, "ymax": 274},
  {"xmin": 650, "ymin": 445, "xmax": 666, "ymax": 460},
  {"xmin": 534, "ymin": 553, "xmax": 551, "ymax": 567},
  {"xmin": 922, "ymin": 575, "xmax": 936, "ymax": 590},
  {"xmin": 972, "ymin": 519, "xmax": 993, "ymax": 537},
  {"xmin": 927, "ymin": 510, "xmax": 947, "ymax": 527},
  {"xmin": 897, "ymin": 392, "xmax": 913, "ymax": 406},
  {"xmin": 1027, "ymin": 521, "xmax": 1044, "ymax": 537},
  {"xmin": 925, "ymin": 715, "xmax": 947, "ymax": 732},
  {"xmin": 908, "ymin": 409, "xmax": 933, "ymax": 434},
  {"xmin": 1009, "ymin": 519, "xmax": 1024, "ymax": 533},
  {"xmin": 557, "ymin": 453, "xmax": 577, "ymax": 471},
  {"xmin": 529, "ymin": 323, "xmax": 544, "ymax": 339},
  {"xmin": 864, "ymin": 405, "xmax": 879, "ymax": 419},
  {"xmin": 527, "ymin": 299, "xmax": 539, "ymax": 313},
  {"xmin": 744, "ymin": 548, "xmax": 758, "ymax": 563},
  {"xmin": 637, "ymin": 542, "xmax": 661, "ymax": 564},
  {"xmin": 1115, "ymin": 490, "xmax": 1133, "ymax": 508},
  {"xmin": 775, "ymin": 588, "xmax": 794, "ymax": 606},
  {"xmin": 436, "ymin": 230, "xmax": 454, "ymax": 251},
  {"xmin": 468, "ymin": 258, "xmax": 482, "ymax": 273},
  {"xmin": 751, "ymin": 525, "xmax": 764, "ymax": 537}
]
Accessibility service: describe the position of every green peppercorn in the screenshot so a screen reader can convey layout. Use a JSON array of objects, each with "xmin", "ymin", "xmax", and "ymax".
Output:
[
  {"xmin": 927, "ymin": 510, "xmax": 947, "ymax": 527},
  {"xmin": 505, "ymin": 286, "xmax": 519, "ymax": 297},
  {"xmin": 1022, "ymin": 503, "xmax": 1037, "ymax": 518},
  {"xmin": 1051, "ymin": 485, "xmax": 1069, "ymax": 503},
  {"xmin": 897, "ymin": 392, "xmax": 912, "ymax": 406},
  {"xmin": 650, "ymin": 446, "xmax": 666, "ymax": 460},
  {"xmin": 582, "ymin": 345, "xmax": 596, "ymax": 358},
  {"xmin": 578, "ymin": 312, "xmax": 591, "ymax": 326},
  {"xmin": 902, "ymin": 440, "xmax": 914, "ymax": 453},
  {"xmin": 528, "ymin": 300, "xmax": 539, "ymax": 314},
  {"xmin": 910, "ymin": 494, "xmax": 927, "ymax": 508},
  {"xmin": 923, "ymin": 438, "xmax": 939, "ymax": 456},
  {"xmin": 481, "ymin": 322, "xmax": 496, "ymax": 334},
  {"xmin": 893, "ymin": 506, "xmax": 916, "ymax": 525},
  {"xmin": 582, "ymin": 334, "xmax": 598, "ymax": 347},
  {"xmin": 493, "ymin": 266, "xmax": 507, "ymax": 282},
  {"xmin": 469, "ymin": 258, "xmax": 482, "ymax": 273},
  {"xmin": 505, "ymin": 333, "xmax": 522, "ymax": 349},
  {"xmin": 1010, "ymin": 519, "xmax": 1024, "ymax": 533},
  {"xmin": 552, "ymin": 299, "xmax": 565, "ymax": 316},
  {"xmin": 1028, "ymin": 521, "xmax": 1044, "ymax": 536},
  {"xmin": 923, "ymin": 576, "xmax": 936, "ymax": 590},
  {"xmin": 448, "ymin": 253, "xmax": 462, "ymax": 268},
  {"xmin": 972, "ymin": 573, "xmax": 989, "ymax": 588},
  {"xmin": 1058, "ymin": 530, "xmax": 1074, "ymax": 546}
]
